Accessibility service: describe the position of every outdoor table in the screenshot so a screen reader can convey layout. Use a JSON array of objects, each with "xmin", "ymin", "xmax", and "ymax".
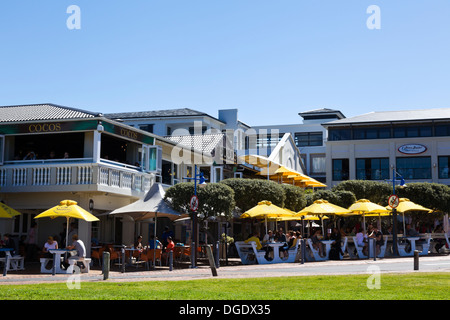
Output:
[
  {"xmin": 320, "ymin": 240, "xmax": 335, "ymax": 260},
  {"xmin": 45, "ymin": 249, "xmax": 77, "ymax": 274},
  {"xmin": 263, "ymin": 242, "xmax": 285, "ymax": 263},
  {"xmin": 397, "ymin": 237, "xmax": 420, "ymax": 257},
  {"xmin": 0, "ymin": 248, "xmax": 13, "ymax": 276},
  {"xmin": 124, "ymin": 248, "xmax": 142, "ymax": 267}
]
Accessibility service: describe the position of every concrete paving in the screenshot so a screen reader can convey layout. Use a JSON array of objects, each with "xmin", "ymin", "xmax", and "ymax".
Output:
[{"xmin": 1, "ymin": 254, "xmax": 449, "ymax": 285}]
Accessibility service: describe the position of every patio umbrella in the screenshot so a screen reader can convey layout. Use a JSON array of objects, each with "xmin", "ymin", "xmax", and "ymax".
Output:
[
  {"xmin": 386, "ymin": 198, "xmax": 432, "ymax": 235},
  {"xmin": 240, "ymin": 200, "xmax": 295, "ymax": 235},
  {"xmin": 344, "ymin": 199, "xmax": 390, "ymax": 233},
  {"xmin": 296, "ymin": 199, "xmax": 350, "ymax": 234},
  {"xmin": 0, "ymin": 202, "xmax": 21, "ymax": 218},
  {"xmin": 34, "ymin": 200, "xmax": 99, "ymax": 247},
  {"xmin": 109, "ymin": 183, "xmax": 181, "ymax": 266}
]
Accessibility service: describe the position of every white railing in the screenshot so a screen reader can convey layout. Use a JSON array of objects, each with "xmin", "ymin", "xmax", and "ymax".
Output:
[{"xmin": 0, "ymin": 161, "xmax": 153, "ymax": 196}]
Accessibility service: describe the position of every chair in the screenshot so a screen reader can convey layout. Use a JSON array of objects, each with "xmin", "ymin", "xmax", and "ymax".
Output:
[
  {"xmin": 107, "ymin": 247, "xmax": 121, "ymax": 268},
  {"xmin": 339, "ymin": 237, "xmax": 348, "ymax": 260},
  {"xmin": 91, "ymin": 247, "xmax": 105, "ymax": 267},
  {"xmin": 147, "ymin": 249, "xmax": 162, "ymax": 267}
]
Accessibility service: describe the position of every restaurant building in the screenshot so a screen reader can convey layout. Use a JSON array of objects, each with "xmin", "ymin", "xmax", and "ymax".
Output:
[
  {"xmin": 323, "ymin": 108, "xmax": 450, "ymax": 188},
  {"xmin": 0, "ymin": 103, "xmax": 208, "ymax": 254}
]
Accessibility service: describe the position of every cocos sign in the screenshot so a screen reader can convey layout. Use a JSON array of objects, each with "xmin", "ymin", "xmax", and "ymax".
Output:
[{"xmin": 398, "ymin": 144, "xmax": 427, "ymax": 154}]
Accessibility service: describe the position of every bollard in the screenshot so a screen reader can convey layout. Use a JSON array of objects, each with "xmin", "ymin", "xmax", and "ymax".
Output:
[
  {"xmin": 169, "ymin": 250, "xmax": 173, "ymax": 271},
  {"xmin": 215, "ymin": 241, "xmax": 220, "ymax": 269},
  {"xmin": 190, "ymin": 242, "xmax": 196, "ymax": 268},
  {"xmin": 205, "ymin": 245, "xmax": 218, "ymax": 277},
  {"xmin": 3, "ymin": 255, "xmax": 8, "ymax": 276},
  {"xmin": 414, "ymin": 250, "xmax": 419, "ymax": 270},
  {"xmin": 103, "ymin": 251, "xmax": 110, "ymax": 280},
  {"xmin": 300, "ymin": 239, "xmax": 305, "ymax": 264},
  {"xmin": 52, "ymin": 252, "xmax": 57, "ymax": 276},
  {"xmin": 373, "ymin": 238, "xmax": 377, "ymax": 261},
  {"xmin": 121, "ymin": 248, "xmax": 126, "ymax": 273}
]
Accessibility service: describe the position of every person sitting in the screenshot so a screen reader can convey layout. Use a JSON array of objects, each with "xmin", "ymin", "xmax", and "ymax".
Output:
[
  {"xmin": 64, "ymin": 234, "xmax": 86, "ymax": 270},
  {"xmin": 355, "ymin": 229, "xmax": 368, "ymax": 256},
  {"xmin": 149, "ymin": 235, "xmax": 162, "ymax": 249},
  {"xmin": 432, "ymin": 225, "xmax": 446, "ymax": 253},
  {"xmin": 329, "ymin": 228, "xmax": 342, "ymax": 260},
  {"xmin": 0, "ymin": 234, "xmax": 15, "ymax": 257},
  {"xmin": 245, "ymin": 231, "xmax": 263, "ymax": 250},
  {"xmin": 42, "ymin": 236, "xmax": 58, "ymax": 258},
  {"xmin": 262, "ymin": 230, "xmax": 274, "ymax": 243},
  {"xmin": 134, "ymin": 235, "xmax": 144, "ymax": 251},
  {"xmin": 368, "ymin": 226, "xmax": 383, "ymax": 256},
  {"xmin": 311, "ymin": 229, "xmax": 325, "ymax": 257}
]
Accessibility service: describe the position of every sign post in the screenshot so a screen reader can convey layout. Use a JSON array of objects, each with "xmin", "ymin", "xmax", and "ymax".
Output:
[{"xmin": 390, "ymin": 169, "xmax": 406, "ymax": 256}]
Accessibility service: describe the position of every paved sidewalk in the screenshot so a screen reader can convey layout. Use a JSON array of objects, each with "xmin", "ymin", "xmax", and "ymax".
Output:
[{"xmin": 1, "ymin": 254, "xmax": 449, "ymax": 285}]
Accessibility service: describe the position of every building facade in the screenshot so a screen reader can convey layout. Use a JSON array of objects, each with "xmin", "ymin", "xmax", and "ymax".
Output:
[{"xmin": 323, "ymin": 108, "xmax": 450, "ymax": 188}]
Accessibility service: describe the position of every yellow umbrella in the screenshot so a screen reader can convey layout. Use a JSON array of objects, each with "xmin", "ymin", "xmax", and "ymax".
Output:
[
  {"xmin": 0, "ymin": 202, "xmax": 21, "ymax": 218},
  {"xmin": 240, "ymin": 200, "xmax": 294, "ymax": 234},
  {"xmin": 296, "ymin": 199, "xmax": 350, "ymax": 234},
  {"xmin": 386, "ymin": 198, "xmax": 432, "ymax": 235},
  {"xmin": 34, "ymin": 200, "xmax": 99, "ymax": 247},
  {"xmin": 344, "ymin": 199, "xmax": 390, "ymax": 232}
]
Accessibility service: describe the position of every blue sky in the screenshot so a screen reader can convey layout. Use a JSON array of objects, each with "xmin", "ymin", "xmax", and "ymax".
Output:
[{"xmin": 0, "ymin": 1, "xmax": 449, "ymax": 125}]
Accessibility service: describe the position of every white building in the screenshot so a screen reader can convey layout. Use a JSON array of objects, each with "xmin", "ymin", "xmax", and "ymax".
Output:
[{"xmin": 323, "ymin": 108, "xmax": 450, "ymax": 188}]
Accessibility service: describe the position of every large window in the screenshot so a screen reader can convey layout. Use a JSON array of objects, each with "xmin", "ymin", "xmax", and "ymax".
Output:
[
  {"xmin": 396, "ymin": 157, "xmax": 431, "ymax": 179},
  {"xmin": 353, "ymin": 127, "xmax": 391, "ymax": 140},
  {"xmin": 438, "ymin": 156, "xmax": 450, "ymax": 179},
  {"xmin": 329, "ymin": 129, "xmax": 351, "ymax": 141},
  {"xmin": 295, "ymin": 132, "xmax": 323, "ymax": 147},
  {"xmin": 332, "ymin": 159, "xmax": 349, "ymax": 181},
  {"xmin": 394, "ymin": 126, "xmax": 432, "ymax": 138},
  {"xmin": 311, "ymin": 154, "xmax": 326, "ymax": 174},
  {"xmin": 356, "ymin": 158, "xmax": 389, "ymax": 180}
]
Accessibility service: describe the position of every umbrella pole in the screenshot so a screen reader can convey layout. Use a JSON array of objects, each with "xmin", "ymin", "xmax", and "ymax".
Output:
[
  {"xmin": 403, "ymin": 213, "xmax": 406, "ymax": 235},
  {"xmin": 66, "ymin": 217, "xmax": 70, "ymax": 248},
  {"xmin": 321, "ymin": 216, "xmax": 324, "ymax": 235}
]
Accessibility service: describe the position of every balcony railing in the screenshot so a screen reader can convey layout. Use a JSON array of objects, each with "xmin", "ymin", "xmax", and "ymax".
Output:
[{"xmin": 0, "ymin": 159, "xmax": 153, "ymax": 196}]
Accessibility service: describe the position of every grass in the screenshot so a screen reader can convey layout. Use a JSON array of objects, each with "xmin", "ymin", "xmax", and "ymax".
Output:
[{"xmin": 0, "ymin": 272, "xmax": 449, "ymax": 300}]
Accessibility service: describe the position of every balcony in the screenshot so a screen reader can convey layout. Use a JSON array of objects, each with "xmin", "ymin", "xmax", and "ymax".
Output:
[{"xmin": 0, "ymin": 159, "xmax": 153, "ymax": 197}]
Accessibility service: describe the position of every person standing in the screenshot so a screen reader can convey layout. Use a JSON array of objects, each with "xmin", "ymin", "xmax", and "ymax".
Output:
[{"xmin": 26, "ymin": 222, "xmax": 38, "ymax": 262}]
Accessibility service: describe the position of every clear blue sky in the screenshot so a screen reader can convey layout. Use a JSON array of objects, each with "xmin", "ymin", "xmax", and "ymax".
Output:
[{"xmin": 0, "ymin": 1, "xmax": 449, "ymax": 125}]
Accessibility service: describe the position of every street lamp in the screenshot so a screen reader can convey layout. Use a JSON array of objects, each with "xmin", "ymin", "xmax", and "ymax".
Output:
[
  {"xmin": 184, "ymin": 165, "xmax": 207, "ymax": 268},
  {"xmin": 391, "ymin": 168, "xmax": 406, "ymax": 256}
]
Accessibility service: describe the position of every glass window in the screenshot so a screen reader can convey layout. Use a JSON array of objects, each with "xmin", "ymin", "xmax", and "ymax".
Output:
[
  {"xmin": 311, "ymin": 155, "xmax": 326, "ymax": 174},
  {"xmin": 438, "ymin": 156, "xmax": 450, "ymax": 179},
  {"xmin": 435, "ymin": 125, "xmax": 450, "ymax": 136},
  {"xmin": 356, "ymin": 158, "xmax": 389, "ymax": 180},
  {"xmin": 161, "ymin": 160, "xmax": 172, "ymax": 185},
  {"xmin": 396, "ymin": 157, "xmax": 431, "ymax": 179},
  {"xmin": 295, "ymin": 132, "xmax": 323, "ymax": 147},
  {"xmin": 332, "ymin": 159, "xmax": 349, "ymax": 181},
  {"xmin": 329, "ymin": 129, "xmax": 351, "ymax": 141}
]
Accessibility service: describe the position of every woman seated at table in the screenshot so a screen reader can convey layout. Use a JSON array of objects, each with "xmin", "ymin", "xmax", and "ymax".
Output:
[
  {"xmin": 311, "ymin": 229, "xmax": 325, "ymax": 257},
  {"xmin": 134, "ymin": 235, "xmax": 144, "ymax": 251},
  {"xmin": 42, "ymin": 236, "xmax": 58, "ymax": 258}
]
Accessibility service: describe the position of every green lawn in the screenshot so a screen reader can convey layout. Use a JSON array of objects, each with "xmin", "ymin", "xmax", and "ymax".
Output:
[{"xmin": 0, "ymin": 273, "xmax": 448, "ymax": 300}]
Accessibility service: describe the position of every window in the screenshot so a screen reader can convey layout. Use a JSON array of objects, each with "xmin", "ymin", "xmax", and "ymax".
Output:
[
  {"xmin": 356, "ymin": 158, "xmax": 389, "ymax": 180},
  {"xmin": 329, "ymin": 129, "xmax": 351, "ymax": 141},
  {"xmin": 394, "ymin": 126, "xmax": 432, "ymax": 138},
  {"xmin": 438, "ymin": 156, "xmax": 450, "ymax": 179},
  {"xmin": 435, "ymin": 124, "xmax": 450, "ymax": 136},
  {"xmin": 332, "ymin": 159, "xmax": 349, "ymax": 181},
  {"xmin": 141, "ymin": 145, "xmax": 162, "ymax": 173},
  {"xmin": 310, "ymin": 155, "xmax": 326, "ymax": 174},
  {"xmin": 295, "ymin": 132, "xmax": 323, "ymax": 147},
  {"xmin": 396, "ymin": 157, "xmax": 431, "ymax": 179},
  {"xmin": 353, "ymin": 127, "xmax": 391, "ymax": 140},
  {"xmin": 139, "ymin": 124, "xmax": 154, "ymax": 133},
  {"xmin": 161, "ymin": 160, "xmax": 173, "ymax": 185},
  {"xmin": 189, "ymin": 126, "xmax": 207, "ymax": 135},
  {"xmin": 0, "ymin": 135, "xmax": 3, "ymax": 165}
]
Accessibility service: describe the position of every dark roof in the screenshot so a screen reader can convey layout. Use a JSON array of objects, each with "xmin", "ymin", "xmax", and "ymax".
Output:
[
  {"xmin": 0, "ymin": 103, "xmax": 101, "ymax": 123},
  {"xmin": 104, "ymin": 108, "xmax": 225, "ymax": 123},
  {"xmin": 324, "ymin": 108, "xmax": 450, "ymax": 126},
  {"xmin": 298, "ymin": 108, "xmax": 345, "ymax": 119}
]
